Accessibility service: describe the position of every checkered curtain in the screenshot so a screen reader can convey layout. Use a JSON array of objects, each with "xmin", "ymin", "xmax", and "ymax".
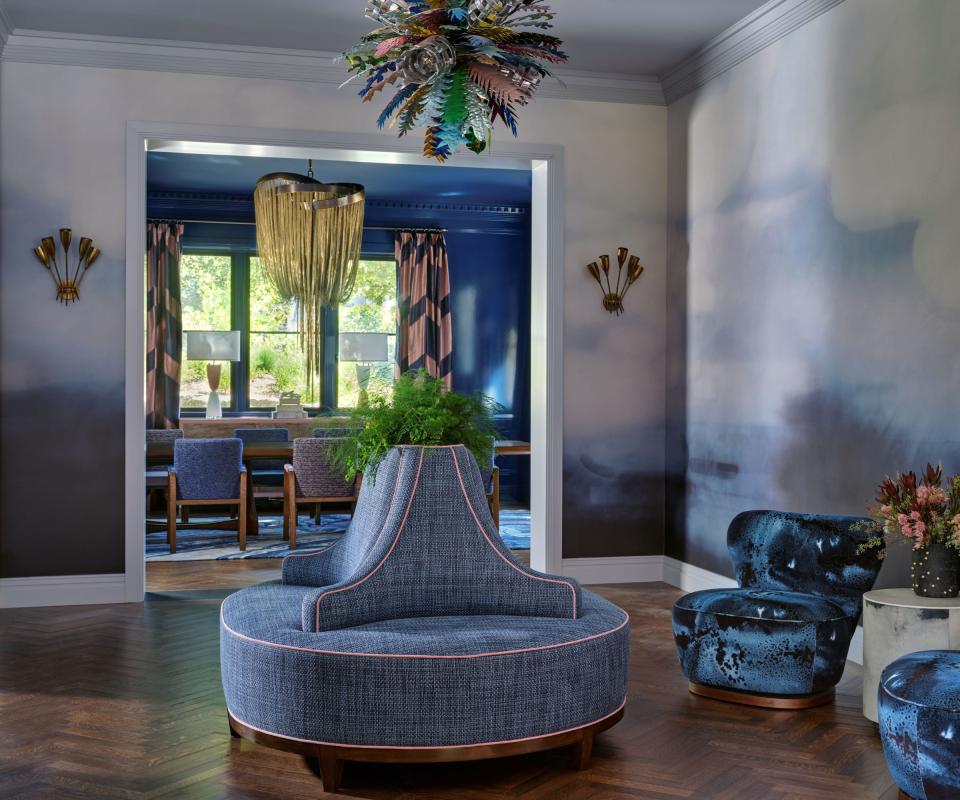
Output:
[
  {"xmin": 395, "ymin": 231, "xmax": 453, "ymax": 388},
  {"xmin": 145, "ymin": 222, "xmax": 184, "ymax": 429}
]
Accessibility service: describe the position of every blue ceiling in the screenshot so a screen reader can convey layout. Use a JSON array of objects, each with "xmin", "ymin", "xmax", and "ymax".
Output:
[{"xmin": 147, "ymin": 152, "xmax": 532, "ymax": 207}]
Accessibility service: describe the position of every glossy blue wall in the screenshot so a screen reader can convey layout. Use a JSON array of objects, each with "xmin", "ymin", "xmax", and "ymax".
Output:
[{"xmin": 147, "ymin": 155, "xmax": 532, "ymax": 501}]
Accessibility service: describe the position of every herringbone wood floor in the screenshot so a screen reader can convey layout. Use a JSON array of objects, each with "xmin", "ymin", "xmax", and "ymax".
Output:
[{"xmin": 0, "ymin": 562, "xmax": 898, "ymax": 799}]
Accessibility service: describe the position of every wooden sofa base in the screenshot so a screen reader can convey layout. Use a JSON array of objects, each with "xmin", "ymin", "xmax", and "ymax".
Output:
[
  {"xmin": 228, "ymin": 707, "xmax": 623, "ymax": 793},
  {"xmin": 689, "ymin": 682, "xmax": 835, "ymax": 710}
]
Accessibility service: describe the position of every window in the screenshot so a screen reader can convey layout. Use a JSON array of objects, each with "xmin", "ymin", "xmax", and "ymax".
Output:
[
  {"xmin": 338, "ymin": 260, "xmax": 397, "ymax": 408},
  {"xmin": 176, "ymin": 251, "xmax": 397, "ymax": 413},
  {"xmin": 248, "ymin": 256, "xmax": 314, "ymax": 406},
  {"xmin": 180, "ymin": 254, "xmax": 233, "ymax": 410}
]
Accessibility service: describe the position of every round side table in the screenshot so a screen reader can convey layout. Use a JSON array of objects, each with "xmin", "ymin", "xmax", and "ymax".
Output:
[{"xmin": 862, "ymin": 588, "xmax": 960, "ymax": 722}]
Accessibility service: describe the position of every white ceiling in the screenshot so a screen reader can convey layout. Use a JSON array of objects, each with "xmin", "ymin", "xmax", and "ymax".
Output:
[{"xmin": 1, "ymin": 0, "xmax": 770, "ymax": 76}]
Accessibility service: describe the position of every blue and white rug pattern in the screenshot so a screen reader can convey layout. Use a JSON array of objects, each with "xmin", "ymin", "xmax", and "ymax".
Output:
[{"xmin": 146, "ymin": 510, "xmax": 531, "ymax": 561}]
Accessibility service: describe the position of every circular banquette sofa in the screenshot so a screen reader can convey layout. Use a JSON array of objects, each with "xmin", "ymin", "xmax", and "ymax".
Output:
[{"xmin": 221, "ymin": 445, "xmax": 630, "ymax": 791}]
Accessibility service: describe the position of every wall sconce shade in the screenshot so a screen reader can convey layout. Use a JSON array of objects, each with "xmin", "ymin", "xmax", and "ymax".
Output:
[
  {"xmin": 586, "ymin": 246, "xmax": 645, "ymax": 316},
  {"xmin": 339, "ymin": 332, "xmax": 390, "ymax": 362},
  {"xmin": 185, "ymin": 331, "xmax": 241, "ymax": 362},
  {"xmin": 33, "ymin": 228, "xmax": 101, "ymax": 304}
]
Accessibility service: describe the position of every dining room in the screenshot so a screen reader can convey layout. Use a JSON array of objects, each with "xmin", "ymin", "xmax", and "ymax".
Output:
[{"xmin": 143, "ymin": 150, "xmax": 534, "ymax": 585}]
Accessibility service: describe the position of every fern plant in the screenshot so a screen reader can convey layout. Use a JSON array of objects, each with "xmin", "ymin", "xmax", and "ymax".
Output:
[{"xmin": 334, "ymin": 370, "xmax": 500, "ymax": 481}]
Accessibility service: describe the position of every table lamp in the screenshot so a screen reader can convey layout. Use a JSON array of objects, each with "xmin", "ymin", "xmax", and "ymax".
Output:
[
  {"xmin": 339, "ymin": 332, "xmax": 389, "ymax": 404},
  {"xmin": 185, "ymin": 330, "xmax": 241, "ymax": 419}
]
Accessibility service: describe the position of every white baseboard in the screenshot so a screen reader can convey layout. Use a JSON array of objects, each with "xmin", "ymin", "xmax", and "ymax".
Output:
[
  {"xmin": 561, "ymin": 555, "xmax": 664, "ymax": 585},
  {"xmin": 0, "ymin": 574, "xmax": 129, "ymax": 609},
  {"xmin": 661, "ymin": 556, "xmax": 738, "ymax": 593}
]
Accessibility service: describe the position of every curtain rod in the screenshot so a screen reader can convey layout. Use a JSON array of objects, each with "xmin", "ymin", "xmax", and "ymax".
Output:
[{"xmin": 147, "ymin": 218, "xmax": 447, "ymax": 232}]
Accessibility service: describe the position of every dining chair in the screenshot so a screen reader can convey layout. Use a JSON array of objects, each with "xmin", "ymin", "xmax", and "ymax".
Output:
[
  {"xmin": 167, "ymin": 438, "xmax": 247, "ymax": 554},
  {"xmin": 234, "ymin": 428, "xmax": 289, "ymax": 488},
  {"xmin": 479, "ymin": 443, "xmax": 501, "ymax": 528},
  {"xmin": 283, "ymin": 437, "xmax": 359, "ymax": 549},
  {"xmin": 145, "ymin": 428, "xmax": 184, "ymax": 523}
]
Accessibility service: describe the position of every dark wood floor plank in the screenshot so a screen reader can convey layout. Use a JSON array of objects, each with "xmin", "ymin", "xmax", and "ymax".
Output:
[{"xmin": 0, "ymin": 562, "xmax": 896, "ymax": 799}]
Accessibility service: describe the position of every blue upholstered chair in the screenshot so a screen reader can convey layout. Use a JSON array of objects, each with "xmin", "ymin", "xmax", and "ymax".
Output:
[
  {"xmin": 145, "ymin": 429, "xmax": 184, "ymax": 526},
  {"xmin": 879, "ymin": 650, "xmax": 960, "ymax": 800},
  {"xmin": 282, "ymin": 438, "xmax": 358, "ymax": 549},
  {"xmin": 234, "ymin": 427, "xmax": 289, "ymax": 488},
  {"xmin": 672, "ymin": 510, "xmax": 881, "ymax": 708},
  {"xmin": 222, "ymin": 445, "xmax": 629, "ymax": 792},
  {"xmin": 167, "ymin": 438, "xmax": 247, "ymax": 554}
]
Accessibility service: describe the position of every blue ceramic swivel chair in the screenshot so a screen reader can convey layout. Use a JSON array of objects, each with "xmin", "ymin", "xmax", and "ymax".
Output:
[{"xmin": 672, "ymin": 510, "xmax": 881, "ymax": 708}]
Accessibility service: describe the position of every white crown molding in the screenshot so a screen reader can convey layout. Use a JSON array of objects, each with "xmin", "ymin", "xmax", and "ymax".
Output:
[
  {"xmin": 0, "ymin": 573, "xmax": 129, "ymax": 608},
  {"xmin": 660, "ymin": 0, "xmax": 847, "ymax": 103},
  {"xmin": 0, "ymin": 28, "xmax": 663, "ymax": 106}
]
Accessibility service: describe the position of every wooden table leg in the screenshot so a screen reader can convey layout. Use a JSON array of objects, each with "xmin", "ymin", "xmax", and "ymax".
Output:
[{"xmin": 244, "ymin": 460, "xmax": 259, "ymax": 537}]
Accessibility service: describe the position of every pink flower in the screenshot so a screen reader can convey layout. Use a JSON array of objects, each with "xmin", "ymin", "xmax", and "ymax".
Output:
[{"xmin": 917, "ymin": 486, "xmax": 948, "ymax": 506}]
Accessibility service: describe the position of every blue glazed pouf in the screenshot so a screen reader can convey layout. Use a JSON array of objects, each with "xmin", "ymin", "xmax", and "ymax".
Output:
[
  {"xmin": 672, "ymin": 510, "xmax": 880, "ymax": 703},
  {"xmin": 879, "ymin": 650, "xmax": 960, "ymax": 800}
]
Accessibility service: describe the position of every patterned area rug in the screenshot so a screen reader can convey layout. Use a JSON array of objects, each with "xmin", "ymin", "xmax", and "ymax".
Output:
[{"xmin": 146, "ymin": 509, "xmax": 531, "ymax": 561}]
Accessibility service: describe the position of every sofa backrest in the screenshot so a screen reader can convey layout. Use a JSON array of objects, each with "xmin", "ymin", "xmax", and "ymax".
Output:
[{"xmin": 727, "ymin": 510, "xmax": 881, "ymax": 619}]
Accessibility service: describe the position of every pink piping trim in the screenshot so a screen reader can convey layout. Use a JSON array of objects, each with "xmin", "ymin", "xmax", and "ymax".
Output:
[
  {"xmin": 220, "ymin": 602, "xmax": 628, "ymax": 659},
  {"xmin": 450, "ymin": 446, "xmax": 579, "ymax": 619},
  {"xmin": 228, "ymin": 698, "xmax": 626, "ymax": 750},
  {"xmin": 313, "ymin": 448, "xmax": 425, "ymax": 630}
]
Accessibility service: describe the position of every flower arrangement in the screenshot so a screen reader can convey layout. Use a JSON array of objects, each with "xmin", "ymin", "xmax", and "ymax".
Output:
[
  {"xmin": 859, "ymin": 463, "xmax": 960, "ymax": 557},
  {"xmin": 343, "ymin": 0, "xmax": 567, "ymax": 161},
  {"xmin": 333, "ymin": 370, "xmax": 500, "ymax": 481}
]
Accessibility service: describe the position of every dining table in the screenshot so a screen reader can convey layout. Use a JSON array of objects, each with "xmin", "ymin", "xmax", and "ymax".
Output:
[{"xmin": 146, "ymin": 438, "xmax": 531, "ymax": 537}]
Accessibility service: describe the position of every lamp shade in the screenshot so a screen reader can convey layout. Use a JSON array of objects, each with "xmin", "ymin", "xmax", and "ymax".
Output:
[
  {"xmin": 185, "ymin": 330, "xmax": 241, "ymax": 361},
  {"xmin": 339, "ymin": 332, "xmax": 389, "ymax": 362}
]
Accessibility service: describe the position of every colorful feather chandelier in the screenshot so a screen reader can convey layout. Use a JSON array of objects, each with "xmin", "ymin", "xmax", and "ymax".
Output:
[{"xmin": 344, "ymin": 0, "xmax": 568, "ymax": 161}]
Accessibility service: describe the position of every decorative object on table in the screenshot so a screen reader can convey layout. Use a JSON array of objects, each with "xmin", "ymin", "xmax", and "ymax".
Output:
[
  {"xmin": 272, "ymin": 392, "xmax": 308, "ymax": 420},
  {"xmin": 254, "ymin": 160, "xmax": 365, "ymax": 395},
  {"xmin": 185, "ymin": 330, "xmax": 241, "ymax": 419},
  {"xmin": 32, "ymin": 228, "xmax": 101, "ymax": 305},
  {"xmin": 586, "ymin": 248, "xmax": 644, "ymax": 317},
  {"xmin": 344, "ymin": 0, "xmax": 567, "ymax": 161},
  {"xmin": 858, "ymin": 463, "xmax": 960, "ymax": 598},
  {"xmin": 672, "ymin": 510, "xmax": 881, "ymax": 709},
  {"xmin": 861, "ymin": 589, "xmax": 960, "ymax": 723},
  {"xmin": 332, "ymin": 369, "xmax": 499, "ymax": 481},
  {"xmin": 221, "ymin": 445, "xmax": 626, "ymax": 792},
  {"xmin": 396, "ymin": 230, "xmax": 453, "ymax": 387},
  {"xmin": 339, "ymin": 331, "xmax": 390, "ymax": 405},
  {"xmin": 878, "ymin": 650, "xmax": 960, "ymax": 800}
]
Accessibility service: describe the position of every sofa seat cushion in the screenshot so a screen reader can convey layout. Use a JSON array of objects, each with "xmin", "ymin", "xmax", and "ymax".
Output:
[
  {"xmin": 220, "ymin": 583, "xmax": 629, "ymax": 748},
  {"xmin": 879, "ymin": 651, "xmax": 960, "ymax": 800},
  {"xmin": 672, "ymin": 588, "xmax": 855, "ymax": 696},
  {"xmin": 675, "ymin": 588, "xmax": 848, "ymax": 623}
]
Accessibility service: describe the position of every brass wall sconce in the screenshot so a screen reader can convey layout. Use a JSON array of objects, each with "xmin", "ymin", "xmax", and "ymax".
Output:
[
  {"xmin": 32, "ymin": 229, "xmax": 101, "ymax": 305},
  {"xmin": 586, "ymin": 247, "xmax": 644, "ymax": 316}
]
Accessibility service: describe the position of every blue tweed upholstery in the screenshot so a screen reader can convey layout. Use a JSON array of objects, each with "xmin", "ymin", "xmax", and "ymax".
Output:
[
  {"xmin": 146, "ymin": 428, "xmax": 183, "ymax": 444},
  {"xmin": 173, "ymin": 438, "xmax": 243, "ymax": 500},
  {"xmin": 220, "ymin": 444, "xmax": 629, "ymax": 749},
  {"xmin": 303, "ymin": 446, "xmax": 579, "ymax": 632},
  {"xmin": 235, "ymin": 427, "xmax": 288, "ymax": 487},
  {"xmin": 672, "ymin": 511, "xmax": 880, "ymax": 697},
  {"xmin": 879, "ymin": 650, "xmax": 960, "ymax": 800},
  {"xmin": 221, "ymin": 583, "xmax": 627, "ymax": 747},
  {"xmin": 313, "ymin": 427, "xmax": 354, "ymax": 438}
]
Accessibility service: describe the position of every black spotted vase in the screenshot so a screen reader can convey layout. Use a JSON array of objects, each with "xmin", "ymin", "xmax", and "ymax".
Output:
[{"xmin": 911, "ymin": 541, "xmax": 960, "ymax": 598}]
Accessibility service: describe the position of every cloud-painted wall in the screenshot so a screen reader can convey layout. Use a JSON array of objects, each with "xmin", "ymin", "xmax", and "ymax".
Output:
[
  {"xmin": 0, "ymin": 62, "xmax": 666, "ymax": 578},
  {"xmin": 667, "ymin": 0, "xmax": 960, "ymax": 585}
]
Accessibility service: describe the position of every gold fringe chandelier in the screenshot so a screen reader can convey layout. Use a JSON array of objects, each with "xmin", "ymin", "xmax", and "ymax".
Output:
[{"xmin": 254, "ymin": 161, "xmax": 365, "ymax": 396}]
